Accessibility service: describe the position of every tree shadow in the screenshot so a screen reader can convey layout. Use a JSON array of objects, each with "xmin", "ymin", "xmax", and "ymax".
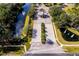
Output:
[
  {"xmin": 46, "ymin": 38, "xmax": 54, "ymax": 45},
  {"xmin": 32, "ymin": 29, "xmax": 37, "ymax": 38},
  {"xmin": 46, "ymin": 34, "xmax": 48, "ymax": 37},
  {"xmin": 33, "ymin": 16, "xmax": 38, "ymax": 20},
  {"xmin": 45, "ymin": 27, "xmax": 47, "ymax": 29}
]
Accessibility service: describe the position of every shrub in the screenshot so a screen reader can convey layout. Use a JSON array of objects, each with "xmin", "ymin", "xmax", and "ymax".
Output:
[{"xmin": 41, "ymin": 23, "xmax": 46, "ymax": 44}]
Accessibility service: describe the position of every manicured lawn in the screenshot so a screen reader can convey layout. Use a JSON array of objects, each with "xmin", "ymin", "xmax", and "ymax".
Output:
[
  {"xmin": 24, "ymin": 18, "xmax": 33, "ymax": 51},
  {"xmin": 55, "ymin": 24, "xmax": 79, "ymax": 45},
  {"xmin": 26, "ymin": 18, "xmax": 33, "ymax": 50},
  {"xmin": 25, "ymin": 41, "xmax": 31, "ymax": 51},
  {"xmin": 21, "ymin": 15, "xmax": 33, "ymax": 51},
  {"xmin": 63, "ymin": 46, "xmax": 79, "ymax": 53},
  {"xmin": 14, "ymin": 47, "xmax": 24, "ymax": 55},
  {"xmin": 21, "ymin": 15, "xmax": 29, "ymax": 39}
]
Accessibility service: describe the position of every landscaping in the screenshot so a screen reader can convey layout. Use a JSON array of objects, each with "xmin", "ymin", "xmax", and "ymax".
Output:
[
  {"xmin": 41, "ymin": 23, "xmax": 46, "ymax": 44},
  {"xmin": 67, "ymin": 27, "xmax": 79, "ymax": 36},
  {"xmin": 60, "ymin": 28, "xmax": 79, "ymax": 41},
  {"xmin": 63, "ymin": 46, "xmax": 79, "ymax": 53},
  {"xmin": 0, "ymin": 47, "xmax": 24, "ymax": 56},
  {"xmin": 50, "ymin": 4, "xmax": 79, "ymax": 45},
  {"xmin": 55, "ymin": 24, "xmax": 79, "ymax": 45},
  {"xmin": 25, "ymin": 18, "xmax": 33, "ymax": 51},
  {"xmin": 21, "ymin": 15, "xmax": 29, "ymax": 39},
  {"xmin": 44, "ymin": 3, "xmax": 53, "ymax": 7},
  {"xmin": 0, "ymin": 3, "xmax": 35, "ymax": 55},
  {"xmin": 1, "ymin": 3, "xmax": 79, "ymax": 55},
  {"xmin": 24, "ymin": 4, "xmax": 35, "ymax": 51},
  {"xmin": 21, "ymin": 4, "xmax": 35, "ymax": 51}
]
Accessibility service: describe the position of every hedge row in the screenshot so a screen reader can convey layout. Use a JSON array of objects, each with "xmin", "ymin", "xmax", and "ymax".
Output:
[{"xmin": 41, "ymin": 23, "xmax": 46, "ymax": 44}]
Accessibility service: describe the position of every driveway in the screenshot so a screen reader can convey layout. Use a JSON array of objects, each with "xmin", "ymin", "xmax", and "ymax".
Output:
[
  {"xmin": 32, "ymin": 23, "xmax": 41, "ymax": 42},
  {"xmin": 25, "ymin": 4, "xmax": 65, "ymax": 55}
]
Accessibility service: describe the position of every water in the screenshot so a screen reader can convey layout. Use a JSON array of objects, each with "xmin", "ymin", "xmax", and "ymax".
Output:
[{"xmin": 15, "ymin": 3, "xmax": 31, "ymax": 38}]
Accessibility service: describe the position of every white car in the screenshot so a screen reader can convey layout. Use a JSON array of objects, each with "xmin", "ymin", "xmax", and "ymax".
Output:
[{"xmin": 37, "ymin": 11, "xmax": 43, "ymax": 16}]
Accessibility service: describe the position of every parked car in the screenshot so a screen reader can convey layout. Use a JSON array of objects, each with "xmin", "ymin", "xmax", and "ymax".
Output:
[
  {"xmin": 47, "ymin": 39, "xmax": 53, "ymax": 44},
  {"xmin": 43, "ymin": 13, "xmax": 49, "ymax": 18}
]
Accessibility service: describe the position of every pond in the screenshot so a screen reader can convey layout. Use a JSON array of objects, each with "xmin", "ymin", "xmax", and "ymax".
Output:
[
  {"xmin": 14, "ymin": 3, "xmax": 31, "ymax": 38},
  {"xmin": 60, "ymin": 28, "xmax": 79, "ymax": 41}
]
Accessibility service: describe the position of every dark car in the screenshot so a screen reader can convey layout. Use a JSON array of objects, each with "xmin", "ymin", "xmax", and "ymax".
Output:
[
  {"xmin": 47, "ymin": 39, "xmax": 53, "ymax": 44},
  {"xmin": 43, "ymin": 14, "xmax": 49, "ymax": 18}
]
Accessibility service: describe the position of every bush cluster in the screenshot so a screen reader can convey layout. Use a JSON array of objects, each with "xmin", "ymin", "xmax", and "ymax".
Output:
[{"xmin": 41, "ymin": 23, "xmax": 46, "ymax": 44}]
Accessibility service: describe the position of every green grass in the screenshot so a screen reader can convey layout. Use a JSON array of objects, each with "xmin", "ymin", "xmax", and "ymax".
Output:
[
  {"xmin": 25, "ymin": 18, "xmax": 33, "ymax": 51},
  {"xmin": 63, "ymin": 46, "xmax": 79, "ymax": 53},
  {"xmin": 25, "ymin": 42, "xmax": 31, "ymax": 51},
  {"xmin": 14, "ymin": 47, "xmax": 24, "ymax": 55},
  {"xmin": 21, "ymin": 15, "xmax": 33, "ymax": 51},
  {"xmin": 21, "ymin": 15, "xmax": 29, "ymax": 39},
  {"xmin": 55, "ymin": 24, "xmax": 79, "ymax": 45}
]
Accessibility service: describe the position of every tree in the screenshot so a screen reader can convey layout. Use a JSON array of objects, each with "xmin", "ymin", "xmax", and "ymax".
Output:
[
  {"xmin": 50, "ymin": 5, "xmax": 72, "ymax": 28},
  {"xmin": 28, "ymin": 4, "xmax": 35, "ymax": 18},
  {"xmin": 0, "ymin": 4, "xmax": 23, "ymax": 45},
  {"xmin": 44, "ymin": 3, "xmax": 53, "ymax": 7},
  {"xmin": 41, "ymin": 23, "xmax": 46, "ymax": 44},
  {"xmin": 50, "ymin": 6, "xmax": 64, "ymax": 27}
]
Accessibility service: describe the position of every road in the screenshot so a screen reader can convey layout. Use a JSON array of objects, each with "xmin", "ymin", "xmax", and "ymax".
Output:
[{"xmin": 25, "ymin": 4, "xmax": 65, "ymax": 55}]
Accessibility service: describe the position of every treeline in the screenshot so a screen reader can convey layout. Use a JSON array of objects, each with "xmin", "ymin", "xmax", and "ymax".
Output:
[
  {"xmin": 50, "ymin": 3, "xmax": 79, "ymax": 41},
  {"xmin": 0, "ymin": 3, "xmax": 23, "ymax": 45},
  {"xmin": 50, "ymin": 3, "xmax": 79, "ymax": 30}
]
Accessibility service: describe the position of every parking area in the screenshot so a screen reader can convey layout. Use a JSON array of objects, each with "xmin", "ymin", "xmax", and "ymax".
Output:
[{"xmin": 25, "ymin": 4, "xmax": 65, "ymax": 55}]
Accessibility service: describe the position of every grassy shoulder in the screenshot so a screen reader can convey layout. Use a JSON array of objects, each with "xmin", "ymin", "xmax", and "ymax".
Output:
[
  {"xmin": 20, "ymin": 4, "xmax": 34, "ymax": 54},
  {"xmin": 25, "ymin": 18, "xmax": 33, "ymax": 51},
  {"xmin": 21, "ymin": 15, "xmax": 29, "ymax": 39},
  {"xmin": 63, "ymin": 46, "xmax": 79, "ymax": 53},
  {"xmin": 55, "ymin": 24, "xmax": 79, "ymax": 45},
  {"xmin": 12, "ymin": 47, "xmax": 24, "ymax": 56}
]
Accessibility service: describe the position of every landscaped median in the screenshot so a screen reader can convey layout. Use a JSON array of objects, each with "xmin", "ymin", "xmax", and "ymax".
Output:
[{"xmin": 41, "ymin": 23, "xmax": 46, "ymax": 44}]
